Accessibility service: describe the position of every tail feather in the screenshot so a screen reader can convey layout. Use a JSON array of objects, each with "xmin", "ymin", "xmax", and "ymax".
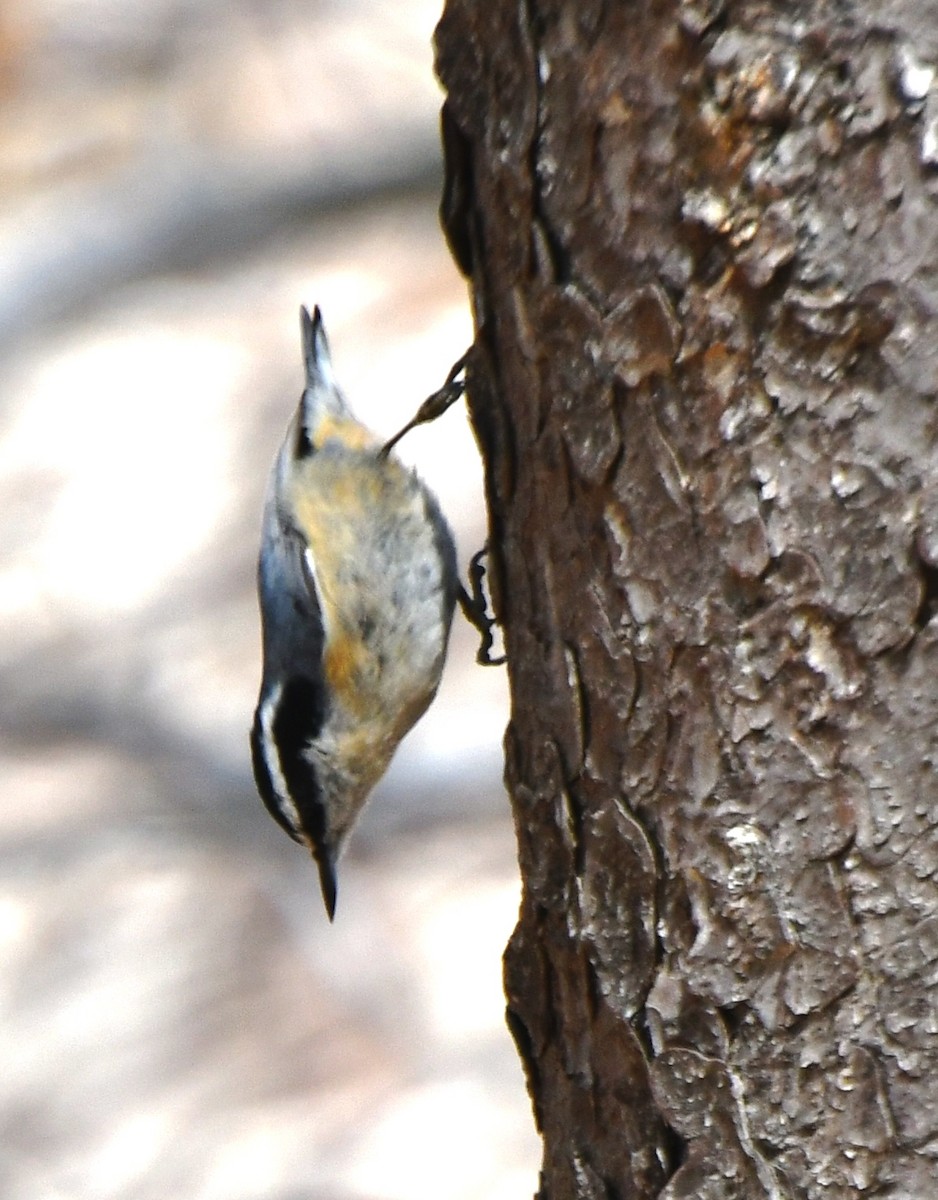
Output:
[
  {"xmin": 300, "ymin": 304, "xmax": 332, "ymax": 389},
  {"xmin": 296, "ymin": 305, "xmax": 349, "ymax": 454}
]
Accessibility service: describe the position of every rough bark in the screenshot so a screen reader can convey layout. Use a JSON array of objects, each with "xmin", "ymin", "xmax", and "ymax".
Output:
[{"xmin": 436, "ymin": 2, "xmax": 938, "ymax": 1197}]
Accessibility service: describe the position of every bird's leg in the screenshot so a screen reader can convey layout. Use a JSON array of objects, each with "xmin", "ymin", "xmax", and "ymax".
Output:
[
  {"xmin": 457, "ymin": 545, "xmax": 506, "ymax": 667},
  {"xmin": 379, "ymin": 350, "xmax": 471, "ymax": 459}
]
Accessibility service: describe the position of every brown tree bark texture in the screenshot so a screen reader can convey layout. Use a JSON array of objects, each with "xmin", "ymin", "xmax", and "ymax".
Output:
[{"xmin": 436, "ymin": 2, "xmax": 938, "ymax": 1198}]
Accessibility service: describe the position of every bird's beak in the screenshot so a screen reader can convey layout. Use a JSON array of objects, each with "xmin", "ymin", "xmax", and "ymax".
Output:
[{"xmin": 315, "ymin": 848, "xmax": 337, "ymax": 921}]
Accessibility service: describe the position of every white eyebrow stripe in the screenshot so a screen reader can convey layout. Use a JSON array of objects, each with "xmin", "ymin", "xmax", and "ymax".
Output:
[{"xmin": 259, "ymin": 684, "xmax": 305, "ymax": 841}]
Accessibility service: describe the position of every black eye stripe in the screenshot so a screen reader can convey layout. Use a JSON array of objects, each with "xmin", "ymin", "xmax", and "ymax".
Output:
[
  {"xmin": 251, "ymin": 677, "xmax": 337, "ymax": 918},
  {"xmin": 272, "ymin": 675, "xmax": 330, "ymax": 845},
  {"xmin": 251, "ymin": 674, "xmax": 330, "ymax": 848}
]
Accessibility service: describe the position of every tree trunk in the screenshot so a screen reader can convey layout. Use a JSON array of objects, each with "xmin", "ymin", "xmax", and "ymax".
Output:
[{"xmin": 436, "ymin": 2, "xmax": 938, "ymax": 1196}]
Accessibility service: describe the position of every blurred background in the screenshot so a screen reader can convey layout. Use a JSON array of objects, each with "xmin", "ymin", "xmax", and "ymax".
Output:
[{"xmin": 0, "ymin": 1, "xmax": 539, "ymax": 1197}]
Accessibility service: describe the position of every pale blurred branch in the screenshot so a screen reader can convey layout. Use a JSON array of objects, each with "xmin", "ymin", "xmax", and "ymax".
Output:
[{"xmin": 0, "ymin": 127, "xmax": 441, "ymax": 347}]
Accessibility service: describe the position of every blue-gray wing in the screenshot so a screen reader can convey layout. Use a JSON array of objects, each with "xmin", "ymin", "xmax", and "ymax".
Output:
[{"xmin": 251, "ymin": 492, "xmax": 331, "ymax": 865}]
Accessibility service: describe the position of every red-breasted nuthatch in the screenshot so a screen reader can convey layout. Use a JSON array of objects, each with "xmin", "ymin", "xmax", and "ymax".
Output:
[{"xmin": 251, "ymin": 306, "xmax": 461, "ymax": 919}]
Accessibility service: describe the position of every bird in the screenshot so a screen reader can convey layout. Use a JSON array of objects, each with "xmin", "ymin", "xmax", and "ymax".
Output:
[{"xmin": 250, "ymin": 305, "xmax": 460, "ymax": 918}]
